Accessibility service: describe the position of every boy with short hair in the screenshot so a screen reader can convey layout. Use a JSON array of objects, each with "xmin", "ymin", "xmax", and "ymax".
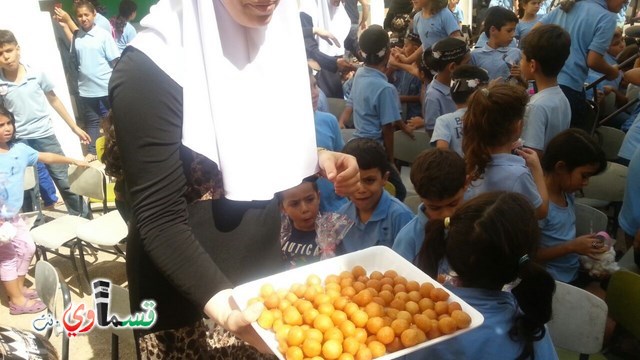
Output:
[
  {"xmin": 392, "ymin": 148, "xmax": 468, "ymax": 262},
  {"xmin": 520, "ymin": 24, "xmax": 571, "ymax": 155},
  {"xmin": 337, "ymin": 138, "xmax": 413, "ymax": 254},
  {"xmin": 0, "ymin": 29, "xmax": 90, "ymax": 217},
  {"xmin": 470, "ymin": 6, "xmax": 521, "ymax": 80}
]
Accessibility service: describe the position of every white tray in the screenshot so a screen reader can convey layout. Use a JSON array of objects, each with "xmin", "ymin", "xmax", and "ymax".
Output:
[{"xmin": 232, "ymin": 246, "xmax": 484, "ymax": 359}]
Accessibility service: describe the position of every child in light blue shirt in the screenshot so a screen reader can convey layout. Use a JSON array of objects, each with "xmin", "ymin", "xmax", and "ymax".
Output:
[
  {"xmin": 337, "ymin": 139, "xmax": 413, "ymax": 254},
  {"xmin": 618, "ymin": 113, "xmax": 640, "ymax": 162},
  {"xmin": 471, "ymin": 7, "xmax": 521, "ymax": 80},
  {"xmin": 111, "ymin": 0, "xmax": 138, "ymax": 54},
  {"xmin": 516, "ymin": 0, "xmax": 543, "ymax": 42},
  {"xmin": 432, "ymin": 64, "xmax": 489, "ymax": 156},
  {"xmin": 619, "ymin": 148, "xmax": 640, "ymax": 267},
  {"xmin": 489, "ymin": 0, "xmax": 515, "ymax": 11},
  {"xmin": 448, "ymin": 0, "xmax": 464, "ymax": 25}
]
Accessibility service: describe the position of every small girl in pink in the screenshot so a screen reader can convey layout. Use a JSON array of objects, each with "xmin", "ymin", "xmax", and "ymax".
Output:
[{"xmin": 0, "ymin": 106, "xmax": 88, "ymax": 315}]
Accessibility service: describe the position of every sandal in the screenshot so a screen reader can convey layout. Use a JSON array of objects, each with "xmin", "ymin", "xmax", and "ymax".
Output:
[
  {"xmin": 23, "ymin": 288, "xmax": 40, "ymax": 300},
  {"xmin": 9, "ymin": 298, "xmax": 46, "ymax": 315}
]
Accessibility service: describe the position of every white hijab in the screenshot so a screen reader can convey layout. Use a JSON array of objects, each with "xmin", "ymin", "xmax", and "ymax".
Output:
[
  {"xmin": 129, "ymin": 0, "xmax": 318, "ymax": 201},
  {"xmin": 299, "ymin": 0, "xmax": 351, "ymax": 57}
]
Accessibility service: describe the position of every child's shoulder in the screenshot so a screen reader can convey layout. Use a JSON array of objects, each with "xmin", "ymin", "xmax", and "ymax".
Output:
[{"xmin": 387, "ymin": 195, "xmax": 414, "ymax": 217}]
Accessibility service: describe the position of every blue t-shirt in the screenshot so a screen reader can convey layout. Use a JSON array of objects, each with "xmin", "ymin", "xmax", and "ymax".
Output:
[
  {"xmin": 466, "ymin": 153, "xmax": 543, "ymax": 209},
  {"xmin": 474, "ymin": 32, "xmax": 518, "ymax": 49},
  {"xmin": 412, "ymin": 9, "xmax": 460, "ymax": 50},
  {"xmin": 586, "ymin": 52, "xmax": 622, "ymax": 93},
  {"xmin": 115, "ymin": 22, "xmax": 137, "ymax": 54},
  {"xmin": 409, "ymin": 287, "xmax": 558, "ymax": 360},
  {"xmin": 0, "ymin": 143, "xmax": 39, "ymax": 217},
  {"xmin": 619, "ymin": 113, "xmax": 640, "ymax": 160},
  {"xmin": 392, "ymin": 69, "xmax": 422, "ymax": 120},
  {"xmin": 471, "ymin": 44, "xmax": 522, "ymax": 81},
  {"xmin": 619, "ymin": 148, "xmax": 640, "ymax": 237},
  {"xmin": 75, "ymin": 26, "xmax": 120, "ymax": 97},
  {"xmin": 516, "ymin": 15, "xmax": 542, "ymax": 42},
  {"xmin": 521, "ymin": 85, "xmax": 571, "ymax": 151},
  {"xmin": 540, "ymin": 0, "xmax": 617, "ymax": 91},
  {"xmin": 539, "ymin": 0, "xmax": 552, "ymax": 14},
  {"xmin": 0, "ymin": 65, "xmax": 55, "ymax": 139},
  {"xmin": 424, "ymin": 79, "xmax": 456, "ymax": 131},
  {"xmin": 317, "ymin": 88, "xmax": 329, "ymax": 112},
  {"xmin": 392, "ymin": 203, "xmax": 429, "ymax": 262},
  {"xmin": 488, "ymin": 0, "xmax": 514, "ymax": 10},
  {"xmin": 450, "ymin": 6, "xmax": 464, "ymax": 24},
  {"xmin": 95, "ymin": 13, "xmax": 112, "ymax": 34},
  {"xmin": 314, "ymin": 111, "xmax": 347, "ymax": 212},
  {"xmin": 539, "ymin": 194, "xmax": 579, "ymax": 282},
  {"xmin": 338, "ymin": 190, "xmax": 413, "ymax": 253},
  {"xmin": 431, "ymin": 107, "xmax": 466, "ymax": 156},
  {"xmin": 350, "ymin": 67, "xmax": 401, "ymax": 143}
]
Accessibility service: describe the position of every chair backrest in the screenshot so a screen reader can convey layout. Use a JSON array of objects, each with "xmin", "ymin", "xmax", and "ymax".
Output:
[
  {"xmin": 23, "ymin": 166, "xmax": 37, "ymax": 191},
  {"xmin": 22, "ymin": 166, "xmax": 44, "ymax": 228},
  {"xmin": 594, "ymin": 126, "xmax": 626, "ymax": 161},
  {"xmin": 341, "ymin": 128, "xmax": 355, "ymax": 144},
  {"xmin": 548, "ymin": 281, "xmax": 608, "ymax": 354},
  {"xmin": 327, "ymin": 98, "xmax": 353, "ymax": 128},
  {"xmin": 576, "ymin": 99, "xmax": 599, "ymax": 135},
  {"xmin": 581, "ymin": 161, "xmax": 628, "ymax": 203},
  {"xmin": 393, "ymin": 130, "xmax": 431, "ymax": 164},
  {"xmin": 403, "ymin": 195, "xmax": 422, "ymax": 214},
  {"xmin": 598, "ymin": 93, "xmax": 617, "ymax": 119},
  {"xmin": 68, "ymin": 165, "xmax": 109, "ymax": 211},
  {"xmin": 606, "ymin": 270, "xmax": 640, "ymax": 339},
  {"xmin": 107, "ymin": 284, "xmax": 134, "ymax": 338},
  {"xmin": 35, "ymin": 261, "xmax": 60, "ymax": 316},
  {"xmin": 575, "ymin": 203, "xmax": 608, "ymax": 236}
]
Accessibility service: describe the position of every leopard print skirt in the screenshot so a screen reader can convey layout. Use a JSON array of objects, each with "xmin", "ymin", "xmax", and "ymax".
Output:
[{"xmin": 137, "ymin": 319, "xmax": 277, "ymax": 360}]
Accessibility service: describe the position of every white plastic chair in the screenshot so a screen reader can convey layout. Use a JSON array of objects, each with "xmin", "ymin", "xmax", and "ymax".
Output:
[
  {"xmin": 594, "ymin": 126, "xmax": 626, "ymax": 161},
  {"xmin": 575, "ymin": 203, "xmax": 608, "ymax": 237},
  {"xmin": 22, "ymin": 166, "xmax": 45, "ymax": 229},
  {"xmin": 403, "ymin": 195, "xmax": 422, "ymax": 214},
  {"xmin": 105, "ymin": 284, "xmax": 134, "ymax": 360},
  {"xmin": 35, "ymin": 261, "xmax": 71, "ymax": 360},
  {"xmin": 548, "ymin": 281, "xmax": 608, "ymax": 359},
  {"xmin": 394, "ymin": 130, "xmax": 432, "ymax": 198}
]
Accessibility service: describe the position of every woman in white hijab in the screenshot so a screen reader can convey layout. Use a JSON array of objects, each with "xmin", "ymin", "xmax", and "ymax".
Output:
[{"xmin": 108, "ymin": 0, "xmax": 359, "ymax": 358}]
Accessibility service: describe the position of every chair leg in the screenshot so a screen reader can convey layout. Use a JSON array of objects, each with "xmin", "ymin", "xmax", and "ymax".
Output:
[
  {"xmin": 62, "ymin": 332, "xmax": 69, "ymax": 360},
  {"xmin": 68, "ymin": 243, "xmax": 85, "ymax": 297},
  {"xmin": 75, "ymin": 241, "xmax": 92, "ymax": 295},
  {"xmin": 111, "ymin": 333, "xmax": 119, "ymax": 360}
]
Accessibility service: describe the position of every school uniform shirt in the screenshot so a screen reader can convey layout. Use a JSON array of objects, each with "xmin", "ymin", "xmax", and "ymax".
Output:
[
  {"xmin": 470, "ymin": 44, "xmax": 522, "ymax": 81},
  {"xmin": 424, "ymin": 79, "xmax": 456, "ymax": 131},
  {"xmin": 431, "ymin": 107, "xmax": 466, "ymax": 156},
  {"xmin": 586, "ymin": 52, "xmax": 622, "ymax": 93},
  {"xmin": 466, "ymin": 153, "xmax": 542, "ymax": 209},
  {"xmin": 619, "ymin": 148, "xmax": 640, "ymax": 237},
  {"xmin": 538, "ymin": 0, "xmax": 552, "ymax": 14},
  {"xmin": 450, "ymin": 6, "xmax": 464, "ymax": 24},
  {"xmin": 540, "ymin": 0, "xmax": 617, "ymax": 92},
  {"xmin": 350, "ymin": 67, "xmax": 401, "ymax": 143},
  {"xmin": 392, "ymin": 69, "xmax": 422, "ymax": 120},
  {"xmin": 95, "ymin": 12, "xmax": 112, "ymax": 34},
  {"xmin": 315, "ymin": 110, "xmax": 348, "ymax": 212},
  {"xmin": 0, "ymin": 65, "xmax": 55, "ymax": 139},
  {"xmin": 115, "ymin": 22, "xmax": 137, "ymax": 53},
  {"xmin": 488, "ymin": 0, "xmax": 514, "ymax": 10},
  {"xmin": 392, "ymin": 203, "xmax": 429, "ymax": 262},
  {"xmin": 618, "ymin": 113, "xmax": 640, "ymax": 160},
  {"xmin": 412, "ymin": 9, "xmax": 460, "ymax": 50},
  {"xmin": 539, "ymin": 194, "xmax": 579, "ymax": 283},
  {"xmin": 516, "ymin": 15, "xmax": 542, "ymax": 42},
  {"xmin": 281, "ymin": 227, "xmax": 320, "ymax": 268},
  {"xmin": 338, "ymin": 190, "xmax": 413, "ymax": 254},
  {"xmin": 474, "ymin": 32, "xmax": 517, "ymax": 49},
  {"xmin": 75, "ymin": 25, "xmax": 120, "ymax": 98},
  {"xmin": 0, "ymin": 143, "xmax": 39, "ymax": 217},
  {"xmin": 409, "ymin": 287, "xmax": 558, "ymax": 360},
  {"xmin": 521, "ymin": 86, "xmax": 571, "ymax": 151}
]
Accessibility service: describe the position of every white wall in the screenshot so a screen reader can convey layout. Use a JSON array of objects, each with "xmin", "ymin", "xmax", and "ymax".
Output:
[
  {"xmin": 460, "ymin": 0, "xmax": 473, "ymax": 28},
  {"xmin": 1, "ymin": 0, "xmax": 83, "ymax": 159}
]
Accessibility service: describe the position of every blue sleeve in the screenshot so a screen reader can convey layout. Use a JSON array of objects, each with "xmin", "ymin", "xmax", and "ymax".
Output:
[
  {"xmin": 589, "ymin": 14, "xmax": 617, "ymax": 55},
  {"xmin": 424, "ymin": 92, "xmax": 443, "ymax": 128},
  {"xmin": 378, "ymin": 86, "xmax": 402, "ymax": 125},
  {"xmin": 103, "ymin": 32, "xmax": 120, "ymax": 62},
  {"xmin": 17, "ymin": 143, "xmax": 39, "ymax": 166},
  {"xmin": 539, "ymin": 8, "xmax": 558, "ymax": 24},
  {"xmin": 392, "ymin": 220, "xmax": 419, "ymax": 262},
  {"xmin": 470, "ymin": 50, "xmax": 479, "ymax": 65},
  {"xmin": 123, "ymin": 23, "xmax": 137, "ymax": 45},
  {"xmin": 512, "ymin": 171, "xmax": 543, "ymax": 208},
  {"xmin": 38, "ymin": 70, "xmax": 55, "ymax": 93},
  {"xmin": 431, "ymin": 114, "xmax": 453, "ymax": 145},
  {"xmin": 391, "ymin": 206, "xmax": 414, "ymax": 241},
  {"xmin": 441, "ymin": 10, "xmax": 461, "ymax": 35},
  {"xmin": 413, "ymin": 12, "xmax": 420, "ymax": 34},
  {"xmin": 521, "ymin": 103, "xmax": 547, "ymax": 150}
]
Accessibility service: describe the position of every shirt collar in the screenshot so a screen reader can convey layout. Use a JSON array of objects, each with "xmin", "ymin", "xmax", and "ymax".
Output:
[
  {"xmin": 346, "ymin": 189, "xmax": 394, "ymax": 225},
  {"xmin": 430, "ymin": 79, "xmax": 450, "ymax": 96},
  {"xmin": 490, "ymin": 153, "xmax": 526, "ymax": 166},
  {"xmin": 481, "ymin": 43, "xmax": 511, "ymax": 53},
  {"xmin": 361, "ymin": 66, "xmax": 389, "ymax": 81}
]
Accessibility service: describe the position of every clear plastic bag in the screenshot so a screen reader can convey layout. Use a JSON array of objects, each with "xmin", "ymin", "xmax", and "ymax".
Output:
[
  {"xmin": 315, "ymin": 212, "xmax": 354, "ymax": 260},
  {"xmin": 580, "ymin": 231, "xmax": 620, "ymax": 278}
]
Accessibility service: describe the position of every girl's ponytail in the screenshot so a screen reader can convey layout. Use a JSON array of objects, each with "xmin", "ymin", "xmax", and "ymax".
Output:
[{"xmin": 416, "ymin": 218, "xmax": 448, "ymax": 278}]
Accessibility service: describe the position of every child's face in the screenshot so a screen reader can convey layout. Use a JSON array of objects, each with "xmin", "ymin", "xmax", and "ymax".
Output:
[
  {"xmin": 403, "ymin": 42, "xmax": 419, "ymax": 57},
  {"xmin": 0, "ymin": 115, "xmax": 15, "ymax": 144},
  {"xmin": 607, "ymin": 0, "xmax": 627, "ymax": 13},
  {"xmin": 350, "ymin": 168, "xmax": 389, "ymax": 214},
  {"xmin": 417, "ymin": 0, "xmax": 430, "ymax": 9},
  {"xmin": 221, "ymin": 0, "xmax": 281, "ymax": 27},
  {"xmin": 608, "ymin": 36, "xmax": 625, "ymax": 58},
  {"xmin": 491, "ymin": 22, "xmax": 517, "ymax": 47},
  {"xmin": 309, "ymin": 74, "xmax": 320, "ymax": 111},
  {"xmin": 524, "ymin": 0, "xmax": 542, "ymax": 15},
  {"xmin": 449, "ymin": 0, "xmax": 460, "ymax": 6},
  {"xmin": 281, "ymin": 182, "xmax": 320, "ymax": 231},
  {"xmin": 558, "ymin": 163, "xmax": 601, "ymax": 193},
  {"xmin": 76, "ymin": 6, "xmax": 96, "ymax": 31},
  {"xmin": 421, "ymin": 187, "xmax": 466, "ymax": 220},
  {"xmin": 520, "ymin": 52, "xmax": 534, "ymax": 80},
  {"xmin": 0, "ymin": 43, "xmax": 20, "ymax": 72}
]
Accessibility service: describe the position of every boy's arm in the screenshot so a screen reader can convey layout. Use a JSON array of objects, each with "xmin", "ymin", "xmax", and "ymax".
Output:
[
  {"xmin": 38, "ymin": 152, "xmax": 89, "ymax": 167},
  {"xmin": 45, "ymin": 90, "xmax": 90, "ymax": 144},
  {"xmin": 516, "ymin": 147, "xmax": 549, "ymax": 219},
  {"xmin": 339, "ymin": 105, "xmax": 353, "ymax": 129},
  {"xmin": 587, "ymin": 51, "xmax": 619, "ymax": 81},
  {"xmin": 382, "ymin": 123, "xmax": 395, "ymax": 162}
]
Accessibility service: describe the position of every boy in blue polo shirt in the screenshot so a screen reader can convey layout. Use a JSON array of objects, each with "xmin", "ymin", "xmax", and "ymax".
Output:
[
  {"xmin": 520, "ymin": 25, "xmax": 572, "ymax": 156},
  {"xmin": 619, "ymin": 148, "xmax": 640, "ymax": 267},
  {"xmin": 392, "ymin": 148, "xmax": 468, "ymax": 263},
  {"xmin": 0, "ymin": 30, "xmax": 91, "ymax": 217},
  {"xmin": 471, "ymin": 7, "xmax": 521, "ymax": 81},
  {"xmin": 337, "ymin": 138, "xmax": 413, "ymax": 254}
]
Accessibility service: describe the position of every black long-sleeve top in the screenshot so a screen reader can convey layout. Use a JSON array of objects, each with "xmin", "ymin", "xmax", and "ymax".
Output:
[
  {"xmin": 300, "ymin": 12, "xmax": 340, "ymax": 73},
  {"xmin": 109, "ymin": 48, "xmax": 284, "ymax": 334}
]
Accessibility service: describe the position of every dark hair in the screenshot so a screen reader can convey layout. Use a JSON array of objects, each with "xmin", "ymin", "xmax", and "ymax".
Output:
[
  {"xmin": 423, "ymin": 191, "xmax": 554, "ymax": 360},
  {"xmin": 113, "ymin": 0, "xmax": 137, "ymax": 37},
  {"xmin": 0, "ymin": 105, "xmax": 17, "ymax": 143},
  {"xmin": 462, "ymin": 82, "xmax": 528, "ymax": 181},
  {"xmin": 410, "ymin": 148, "xmax": 466, "ymax": 201},
  {"xmin": 75, "ymin": 0, "xmax": 96, "ymax": 13},
  {"xmin": 483, "ymin": 6, "xmax": 519, "ymax": 37},
  {"xmin": 517, "ymin": 0, "xmax": 537, "ymax": 18},
  {"xmin": 276, "ymin": 176, "xmax": 320, "ymax": 204},
  {"xmin": 0, "ymin": 29, "xmax": 17, "ymax": 47},
  {"xmin": 342, "ymin": 138, "xmax": 390, "ymax": 174},
  {"xmin": 102, "ymin": 112, "xmax": 122, "ymax": 180},
  {"xmin": 520, "ymin": 24, "xmax": 570, "ymax": 78},
  {"xmin": 85, "ymin": 0, "xmax": 107, "ymax": 14},
  {"xmin": 359, "ymin": 25, "xmax": 390, "ymax": 66},
  {"xmin": 541, "ymin": 128, "xmax": 607, "ymax": 175},
  {"xmin": 450, "ymin": 64, "xmax": 489, "ymax": 104},
  {"xmin": 618, "ymin": 44, "xmax": 638, "ymax": 72},
  {"xmin": 422, "ymin": 37, "xmax": 469, "ymax": 73}
]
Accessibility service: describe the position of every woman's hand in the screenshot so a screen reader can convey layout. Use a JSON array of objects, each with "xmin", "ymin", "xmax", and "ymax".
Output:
[
  {"xmin": 73, "ymin": 126, "xmax": 91, "ymax": 145},
  {"xmin": 318, "ymin": 149, "xmax": 360, "ymax": 196},
  {"xmin": 313, "ymin": 27, "xmax": 341, "ymax": 48},
  {"xmin": 205, "ymin": 289, "xmax": 271, "ymax": 353},
  {"xmin": 73, "ymin": 159, "xmax": 91, "ymax": 168}
]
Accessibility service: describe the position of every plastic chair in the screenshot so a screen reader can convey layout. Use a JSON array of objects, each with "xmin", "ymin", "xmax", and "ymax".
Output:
[
  {"xmin": 403, "ymin": 195, "xmax": 422, "ymax": 214},
  {"xmin": 35, "ymin": 260, "xmax": 71, "ymax": 360},
  {"xmin": 575, "ymin": 203, "xmax": 608, "ymax": 237},
  {"xmin": 105, "ymin": 284, "xmax": 134, "ymax": 360},
  {"xmin": 594, "ymin": 126, "xmax": 626, "ymax": 161},
  {"xmin": 548, "ymin": 281, "xmax": 608, "ymax": 359},
  {"xmin": 341, "ymin": 128, "xmax": 355, "ymax": 144},
  {"xmin": 394, "ymin": 130, "xmax": 431, "ymax": 198},
  {"xmin": 606, "ymin": 270, "xmax": 640, "ymax": 340},
  {"xmin": 22, "ymin": 165, "xmax": 45, "ymax": 229},
  {"xmin": 327, "ymin": 98, "xmax": 353, "ymax": 128}
]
